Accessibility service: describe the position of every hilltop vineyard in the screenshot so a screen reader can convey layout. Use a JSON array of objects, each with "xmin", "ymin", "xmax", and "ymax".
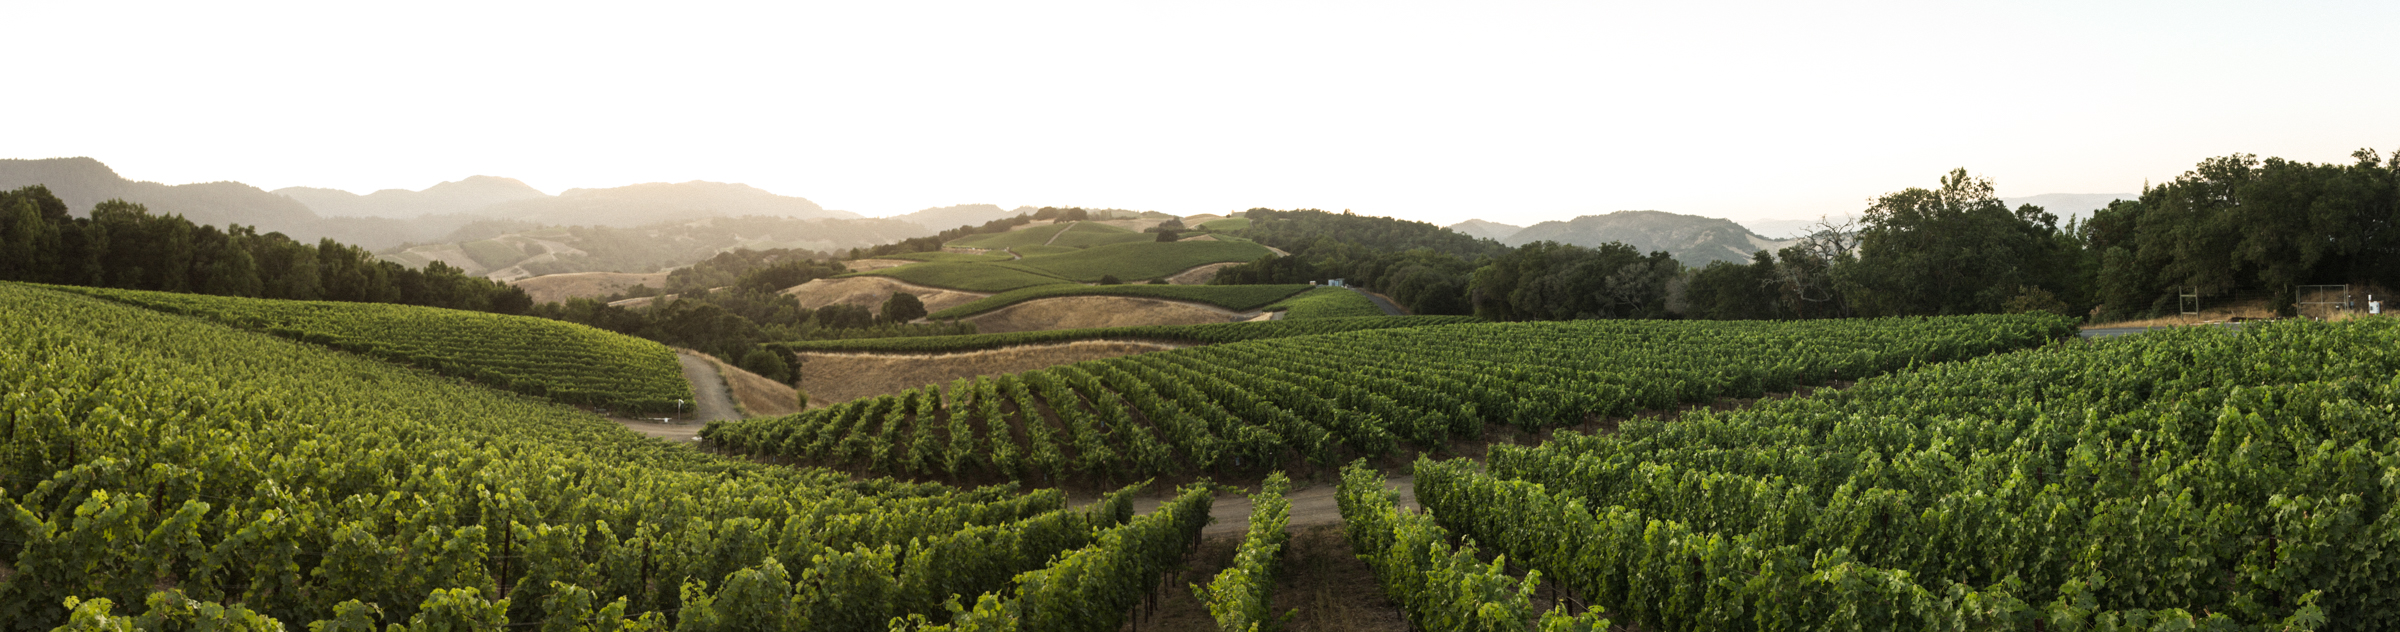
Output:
[
  {"xmin": 710, "ymin": 314, "xmax": 2077, "ymax": 481},
  {"xmin": 50, "ymin": 284, "xmax": 692, "ymax": 413},
  {"xmin": 0, "ymin": 283, "xmax": 1199, "ymax": 630},
  {"xmin": 1383, "ymin": 319, "xmax": 2400, "ymax": 630}
]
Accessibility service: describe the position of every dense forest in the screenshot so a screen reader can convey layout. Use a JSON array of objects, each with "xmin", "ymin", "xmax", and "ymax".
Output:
[
  {"xmin": 1219, "ymin": 149, "xmax": 2400, "ymax": 322},
  {"xmin": 0, "ymin": 185, "xmax": 532, "ymax": 312}
]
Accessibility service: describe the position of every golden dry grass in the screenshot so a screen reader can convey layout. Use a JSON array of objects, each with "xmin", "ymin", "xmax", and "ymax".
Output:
[
  {"xmin": 693, "ymin": 354, "xmax": 803, "ymax": 417},
  {"xmin": 510, "ymin": 271, "xmax": 673, "ymax": 304},
  {"xmin": 1166, "ymin": 261, "xmax": 1242, "ymax": 285},
  {"xmin": 794, "ymin": 340, "xmax": 1180, "ymax": 406},
  {"xmin": 2089, "ymin": 299, "xmax": 2277, "ymax": 329},
  {"xmin": 962, "ymin": 296, "xmax": 1249, "ymax": 333},
  {"xmin": 779, "ymin": 276, "xmax": 990, "ymax": 313}
]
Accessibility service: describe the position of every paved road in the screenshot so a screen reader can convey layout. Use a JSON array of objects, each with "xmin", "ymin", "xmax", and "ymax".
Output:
[
  {"xmin": 675, "ymin": 351, "xmax": 742, "ymax": 423},
  {"xmin": 1349, "ymin": 287, "xmax": 1406, "ymax": 316}
]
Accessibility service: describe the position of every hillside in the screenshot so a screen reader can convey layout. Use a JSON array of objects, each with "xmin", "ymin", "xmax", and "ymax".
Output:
[
  {"xmin": 55, "ymin": 284, "xmax": 691, "ymax": 411},
  {"xmin": 886, "ymin": 203, "xmax": 1040, "ymax": 229},
  {"xmin": 274, "ymin": 175, "xmax": 549, "ymax": 218},
  {"xmin": 1445, "ymin": 218, "xmax": 1523, "ymax": 242},
  {"xmin": 471, "ymin": 180, "xmax": 860, "ymax": 225},
  {"xmin": 1503, "ymin": 210, "xmax": 1797, "ymax": 265},
  {"xmin": 0, "ymin": 156, "xmax": 471, "ymax": 249},
  {"xmin": 384, "ymin": 215, "xmax": 931, "ymax": 280}
]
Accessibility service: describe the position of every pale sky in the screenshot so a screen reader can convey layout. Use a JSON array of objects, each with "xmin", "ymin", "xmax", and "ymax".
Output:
[{"xmin": 10, "ymin": 1, "xmax": 2396, "ymax": 226}]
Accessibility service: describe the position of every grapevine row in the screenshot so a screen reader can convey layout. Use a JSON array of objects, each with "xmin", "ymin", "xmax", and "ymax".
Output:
[
  {"xmin": 1195, "ymin": 472, "xmax": 1293, "ymax": 632},
  {"xmin": 769, "ymin": 314, "xmax": 1479, "ymax": 354},
  {"xmin": 896, "ymin": 483, "xmax": 1216, "ymax": 631},
  {"xmin": 1335, "ymin": 462, "xmax": 1609, "ymax": 631},
  {"xmin": 709, "ymin": 314, "xmax": 2076, "ymax": 481}
]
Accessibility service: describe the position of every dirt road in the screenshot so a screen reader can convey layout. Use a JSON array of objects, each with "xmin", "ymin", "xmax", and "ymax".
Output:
[{"xmin": 677, "ymin": 351, "xmax": 741, "ymax": 422}]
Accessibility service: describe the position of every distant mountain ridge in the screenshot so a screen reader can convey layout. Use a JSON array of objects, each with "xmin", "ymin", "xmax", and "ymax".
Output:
[
  {"xmin": 0, "ymin": 157, "xmax": 869, "ymax": 251},
  {"xmin": 1446, "ymin": 219, "xmax": 1523, "ymax": 242},
  {"xmin": 274, "ymin": 176, "xmax": 548, "ymax": 218},
  {"xmin": 885, "ymin": 203, "xmax": 1041, "ymax": 230}
]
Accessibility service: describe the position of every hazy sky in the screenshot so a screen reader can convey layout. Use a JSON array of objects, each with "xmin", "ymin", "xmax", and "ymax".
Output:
[{"xmin": 11, "ymin": 1, "xmax": 2397, "ymax": 226}]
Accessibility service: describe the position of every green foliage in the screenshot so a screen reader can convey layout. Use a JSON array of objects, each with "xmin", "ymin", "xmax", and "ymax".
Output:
[
  {"xmin": 0, "ymin": 185, "xmax": 532, "ymax": 314},
  {"xmin": 726, "ymin": 315, "xmax": 2069, "ymax": 480},
  {"xmin": 927, "ymin": 284, "xmax": 1313, "ymax": 319},
  {"xmin": 1046, "ymin": 222, "xmax": 1152, "ymax": 248},
  {"xmin": 881, "ymin": 292, "xmax": 929, "ymax": 323},
  {"xmin": 1154, "ymin": 230, "xmax": 1179, "ymax": 242},
  {"xmin": 1468, "ymin": 241, "xmax": 1679, "ymax": 321},
  {"xmin": 1196, "ymin": 473, "xmax": 1295, "ymax": 632},
  {"xmin": 1419, "ymin": 319, "xmax": 2400, "ymax": 630},
  {"xmin": 944, "ymin": 222, "xmax": 1075, "ymax": 250},
  {"xmin": 460, "ymin": 239, "xmax": 527, "ymax": 270},
  {"xmin": 990, "ymin": 240, "xmax": 1273, "ymax": 284},
  {"xmin": 771, "ymin": 315, "xmax": 1475, "ymax": 354},
  {"xmin": 843, "ymin": 262, "xmax": 1077, "ymax": 293},
  {"xmin": 2087, "ymin": 150, "xmax": 2400, "ymax": 318},
  {"xmin": 739, "ymin": 348, "xmax": 793, "ymax": 383},
  {"xmin": 1260, "ymin": 287, "xmax": 1384, "ymax": 319},
  {"xmin": 1213, "ymin": 209, "xmax": 1485, "ymax": 316},
  {"xmin": 896, "ymin": 484, "xmax": 1215, "ymax": 632},
  {"xmin": 1336, "ymin": 462, "xmax": 1607, "ymax": 631},
  {"xmin": 0, "ymin": 282, "xmax": 1073, "ymax": 630},
  {"xmin": 1098, "ymin": 275, "xmax": 1123, "ymax": 285},
  {"xmin": 53, "ymin": 284, "xmax": 692, "ymax": 412},
  {"xmin": 1198, "ymin": 217, "xmax": 1250, "ymax": 231},
  {"xmin": 1834, "ymin": 168, "xmax": 2077, "ymax": 317},
  {"xmin": 882, "ymin": 251, "xmax": 1016, "ymax": 263}
]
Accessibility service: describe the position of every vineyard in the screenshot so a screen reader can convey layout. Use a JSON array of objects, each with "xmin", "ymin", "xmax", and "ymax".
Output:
[
  {"xmin": 710, "ymin": 314, "xmax": 2075, "ymax": 482},
  {"xmin": 925, "ymin": 284, "xmax": 1313, "ymax": 320},
  {"xmin": 772, "ymin": 314, "xmax": 1478, "ymax": 354},
  {"xmin": 1356, "ymin": 318, "xmax": 2400, "ymax": 630},
  {"xmin": 1261, "ymin": 287, "xmax": 1386, "ymax": 319},
  {"xmin": 48, "ymin": 284, "xmax": 690, "ymax": 412},
  {"xmin": 0, "ymin": 282, "xmax": 1220, "ymax": 630}
]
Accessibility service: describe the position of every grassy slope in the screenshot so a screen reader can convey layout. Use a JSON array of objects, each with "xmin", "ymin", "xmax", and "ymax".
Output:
[
  {"xmin": 884, "ymin": 250, "xmax": 1018, "ymax": 262},
  {"xmin": 926, "ymin": 284, "xmax": 1314, "ymax": 319},
  {"xmin": 1199, "ymin": 217, "xmax": 1252, "ymax": 231},
  {"xmin": 1047, "ymin": 222, "xmax": 1155, "ymax": 248},
  {"xmin": 946, "ymin": 221, "xmax": 1075, "ymax": 249},
  {"xmin": 995, "ymin": 240, "xmax": 1274, "ymax": 283},
  {"xmin": 843, "ymin": 261, "xmax": 1080, "ymax": 292},
  {"xmin": 1262, "ymin": 287, "xmax": 1386, "ymax": 319},
  {"xmin": 50, "ymin": 285, "xmax": 692, "ymax": 411},
  {"xmin": 772, "ymin": 315, "xmax": 1480, "ymax": 353}
]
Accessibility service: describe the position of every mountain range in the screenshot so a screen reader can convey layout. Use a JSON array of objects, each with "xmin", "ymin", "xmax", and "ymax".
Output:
[{"xmin": 1446, "ymin": 211, "xmax": 1798, "ymax": 266}]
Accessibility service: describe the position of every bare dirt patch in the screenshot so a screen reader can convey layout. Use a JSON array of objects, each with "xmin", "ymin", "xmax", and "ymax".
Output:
[
  {"xmin": 1165, "ymin": 261, "xmax": 1242, "ymax": 285},
  {"xmin": 780, "ymin": 276, "xmax": 989, "ymax": 313},
  {"xmin": 512, "ymin": 271, "xmax": 672, "ymax": 304},
  {"xmin": 843, "ymin": 258, "xmax": 917, "ymax": 272},
  {"xmin": 795, "ymin": 340, "xmax": 1183, "ymax": 406},
  {"xmin": 962, "ymin": 296, "xmax": 1251, "ymax": 333}
]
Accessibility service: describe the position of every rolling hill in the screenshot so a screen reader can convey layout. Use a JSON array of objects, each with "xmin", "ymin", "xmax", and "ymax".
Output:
[
  {"xmin": 274, "ymin": 175, "xmax": 548, "ymax": 218},
  {"xmin": 383, "ymin": 215, "xmax": 931, "ymax": 281},
  {"xmin": 1501, "ymin": 210, "xmax": 1797, "ymax": 266},
  {"xmin": 1445, "ymin": 218, "xmax": 1523, "ymax": 242}
]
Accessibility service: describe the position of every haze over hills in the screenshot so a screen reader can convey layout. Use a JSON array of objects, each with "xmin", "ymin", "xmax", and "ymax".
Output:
[
  {"xmin": 886, "ymin": 203, "xmax": 1042, "ymax": 230},
  {"xmin": 274, "ymin": 176, "xmax": 548, "ymax": 218},
  {"xmin": 1444, "ymin": 211, "xmax": 1795, "ymax": 266},
  {"xmin": 1446, "ymin": 219, "xmax": 1523, "ymax": 242}
]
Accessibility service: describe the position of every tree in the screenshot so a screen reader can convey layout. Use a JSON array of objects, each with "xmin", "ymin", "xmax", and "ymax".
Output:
[
  {"xmin": 1833, "ymin": 168, "xmax": 2069, "ymax": 316},
  {"xmin": 1099, "ymin": 274, "xmax": 1123, "ymax": 285},
  {"xmin": 739, "ymin": 348, "xmax": 794, "ymax": 383},
  {"xmin": 880, "ymin": 292, "xmax": 927, "ymax": 323},
  {"xmin": 1155, "ymin": 230, "xmax": 1179, "ymax": 242}
]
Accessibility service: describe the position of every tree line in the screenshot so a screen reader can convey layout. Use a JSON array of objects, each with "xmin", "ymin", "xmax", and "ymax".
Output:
[
  {"xmin": 0, "ymin": 185, "xmax": 532, "ymax": 313},
  {"xmin": 1220, "ymin": 149, "xmax": 2400, "ymax": 322}
]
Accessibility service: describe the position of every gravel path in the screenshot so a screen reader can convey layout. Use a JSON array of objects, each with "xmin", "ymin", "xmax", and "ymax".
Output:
[
  {"xmin": 676, "ymin": 351, "xmax": 742, "ymax": 422},
  {"xmin": 1043, "ymin": 221, "xmax": 1078, "ymax": 246}
]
